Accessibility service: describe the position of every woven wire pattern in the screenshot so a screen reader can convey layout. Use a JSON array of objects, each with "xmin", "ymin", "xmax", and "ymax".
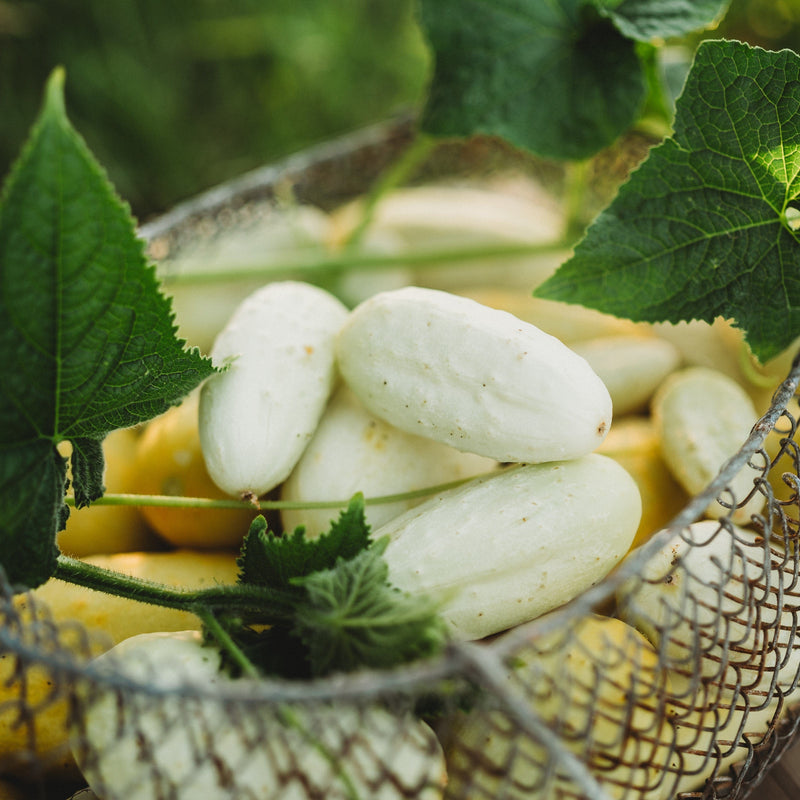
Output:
[{"xmin": 0, "ymin": 359, "xmax": 797, "ymax": 799}]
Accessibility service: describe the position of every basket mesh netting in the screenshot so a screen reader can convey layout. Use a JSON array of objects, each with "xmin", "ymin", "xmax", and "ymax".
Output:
[
  {"xmin": 4, "ymin": 359, "xmax": 800, "ymax": 800},
  {"xmin": 4, "ymin": 121, "xmax": 800, "ymax": 800}
]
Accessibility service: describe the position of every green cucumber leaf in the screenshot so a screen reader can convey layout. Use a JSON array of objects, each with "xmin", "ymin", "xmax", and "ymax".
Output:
[
  {"xmin": 0, "ymin": 442, "xmax": 67, "ymax": 588},
  {"xmin": 417, "ymin": 0, "xmax": 646, "ymax": 160},
  {"xmin": 293, "ymin": 539, "xmax": 447, "ymax": 676},
  {"xmin": 597, "ymin": 0, "xmax": 731, "ymax": 41},
  {"xmin": 69, "ymin": 437, "xmax": 105, "ymax": 509},
  {"xmin": 233, "ymin": 498, "xmax": 446, "ymax": 678},
  {"xmin": 237, "ymin": 495, "xmax": 372, "ymax": 593},
  {"xmin": 0, "ymin": 69, "xmax": 216, "ymax": 588},
  {"xmin": 535, "ymin": 40, "xmax": 800, "ymax": 364}
]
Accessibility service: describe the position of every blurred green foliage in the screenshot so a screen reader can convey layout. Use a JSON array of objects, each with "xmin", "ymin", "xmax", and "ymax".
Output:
[
  {"xmin": 2, "ymin": 0, "xmax": 800, "ymax": 222},
  {"xmin": 0, "ymin": 0, "xmax": 429, "ymax": 220},
  {"xmin": 722, "ymin": 0, "xmax": 800, "ymax": 45}
]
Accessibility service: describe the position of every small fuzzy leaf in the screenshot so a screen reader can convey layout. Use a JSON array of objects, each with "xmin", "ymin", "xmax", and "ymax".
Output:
[
  {"xmin": 293, "ymin": 539, "xmax": 448, "ymax": 676},
  {"xmin": 237, "ymin": 495, "xmax": 372, "ymax": 593},
  {"xmin": 69, "ymin": 437, "xmax": 106, "ymax": 509}
]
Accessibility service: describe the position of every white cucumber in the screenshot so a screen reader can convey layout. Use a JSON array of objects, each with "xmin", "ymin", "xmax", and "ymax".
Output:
[
  {"xmin": 336, "ymin": 286, "xmax": 613, "ymax": 463},
  {"xmin": 617, "ymin": 520, "xmax": 800, "ymax": 699},
  {"xmin": 71, "ymin": 631, "xmax": 447, "ymax": 800},
  {"xmin": 651, "ymin": 366, "xmax": 764, "ymax": 523},
  {"xmin": 379, "ymin": 453, "xmax": 641, "ymax": 641},
  {"xmin": 198, "ymin": 281, "xmax": 348, "ymax": 498},
  {"xmin": 281, "ymin": 386, "xmax": 497, "ymax": 536},
  {"xmin": 570, "ymin": 335, "xmax": 681, "ymax": 417}
]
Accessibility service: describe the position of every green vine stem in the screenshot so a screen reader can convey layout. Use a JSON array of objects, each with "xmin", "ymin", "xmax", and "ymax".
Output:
[
  {"xmin": 53, "ymin": 556, "xmax": 295, "ymax": 676},
  {"xmin": 63, "ymin": 468, "xmax": 504, "ymax": 511},
  {"xmin": 562, "ymin": 159, "xmax": 591, "ymax": 241},
  {"xmin": 159, "ymin": 240, "xmax": 572, "ymax": 287},
  {"xmin": 64, "ymin": 493, "xmax": 259, "ymax": 510},
  {"xmin": 342, "ymin": 132, "xmax": 437, "ymax": 250},
  {"xmin": 55, "ymin": 468, "xmax": 511, "ymax": 671},
  {"xmin": 195, "ymin": 607, "xmax": 260, "ymax": 678},
  {"xmin": 53, "ymin": 554, "xmax": 296, "ymax": 621}
]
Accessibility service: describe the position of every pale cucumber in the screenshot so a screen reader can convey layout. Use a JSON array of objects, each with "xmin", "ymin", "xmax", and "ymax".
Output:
[
  {"xmin": 380, "ymin": 453, "xmax": 641, "ymax": 641},
  {"xmin": 336, "ymin": 286, "xmax": 613, "ymax": 464}
]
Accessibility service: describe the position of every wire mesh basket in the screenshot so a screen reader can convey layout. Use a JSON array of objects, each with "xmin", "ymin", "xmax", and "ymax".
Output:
[{"xmin": 3, "ymin": 119, "xmax": 800, "ymax": 800}]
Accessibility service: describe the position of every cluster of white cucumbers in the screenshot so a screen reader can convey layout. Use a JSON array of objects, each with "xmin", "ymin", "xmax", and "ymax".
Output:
[
  {"xmin": 200, "ymin": 280, "xmax": 642, "ymax": 640},
  {"xmin": 74, "ymin": 278, "xmax": 780, "ymax": 800}
]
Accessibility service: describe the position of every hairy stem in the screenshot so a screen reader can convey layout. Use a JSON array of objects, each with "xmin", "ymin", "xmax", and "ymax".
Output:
[
  {"xmin": 160, "ymin": 240, "xmax": 571, "ymax": 287},
  {"xmin": 342, "ymin": 132, "xmax": 436, "ymax": 249},
  {"xmin": 53, "ymin": 555, "xmax": 296, "ymax": 621},
  {"xmin": 64, "ymin": 493, "xmax": 258, "ymax": 509},
  {"xmin": 64, "ymin": 468, "xmax": 502, "ymax": 511},
  {"xmin": 197, "ymin": 608, "xmax": 260, "ymax": 678}
]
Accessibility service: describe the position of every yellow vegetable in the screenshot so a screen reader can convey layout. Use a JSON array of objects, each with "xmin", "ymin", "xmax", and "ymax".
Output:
[
  {"xmin": 443, "ymin": 614, "xmax": 673, "ymax": 799},
  {"xmin": 0, "ymin": 550, "xmax": 239, "ymax": 781},
  {"xmin": 617, "ymin": 520, "xmax": 800, "ymax": 700},
  {"xmin": 21, "ymin": 550, "xmax": 240, "ymax": 645},
  {"xmin": 134, "ymin": 394, "xmax": 258, "ymax": 548},
  {"xmin": 763, "ymin": 395, "xmax": 800, "ymax": 505},
  {"xmin": 570, "ymin": 335, "xmax": 681, "ymax": 417},
  {"xmin": 458, "ymin": 286, "xmax": 648, "ymax": 343},
  {"xmin": 58, "ymin": 428, "xmax": 161, "ymax": 557},
  {"xmin": 596, "ymin": 416, "xmax": 689, "ymax": 550},
  {"xmin": 0, "ymin": 644, "xmax": 84, "ymax": 782}
]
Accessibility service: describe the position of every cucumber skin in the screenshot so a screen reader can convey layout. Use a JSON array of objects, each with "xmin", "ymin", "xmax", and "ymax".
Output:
[
  {"xmin": 336, "ymin": 287, "xmax": 613, "ymax": 464},
  {"xmin": 380, "ymin": 454, "xmax": 642, "ymax": 641},
  {"xmin": 199, "ymin": 281, "xmax": 348, "ymax": 497}
]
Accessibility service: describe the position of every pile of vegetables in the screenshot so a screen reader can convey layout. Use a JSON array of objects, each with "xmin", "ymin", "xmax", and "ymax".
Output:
[{"xmin": 5, "ymin": 2, "xmax": 800, "ymax": 798}]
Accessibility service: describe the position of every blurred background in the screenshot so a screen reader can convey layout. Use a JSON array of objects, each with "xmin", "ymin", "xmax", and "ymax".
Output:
[{"xmin": 1, "ymin": 0, "xmax": 800, "ymax": 223}]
